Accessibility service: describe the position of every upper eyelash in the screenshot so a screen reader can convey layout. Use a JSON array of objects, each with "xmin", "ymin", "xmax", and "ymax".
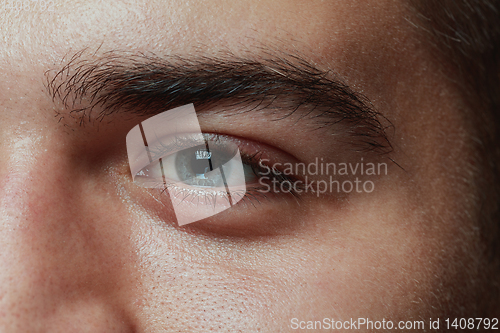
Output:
[{"xmin": 147, "ymin": 133, "xmax": 218, "ymax": 161}]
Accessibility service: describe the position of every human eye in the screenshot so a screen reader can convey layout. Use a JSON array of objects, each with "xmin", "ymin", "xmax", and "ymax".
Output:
[
  {"xmin": 145, "ymin": 134, "xmax": 255, "ymax": 189},
  {"xmin": 126, "ymin": 104, "xmax": 299, "ymax": 226}
]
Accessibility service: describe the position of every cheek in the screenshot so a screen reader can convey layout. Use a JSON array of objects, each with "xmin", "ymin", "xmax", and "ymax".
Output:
[
  {"xmin": 326, "ymin": 194, "xmax": 480, "ymax": 319},
  {"xmin": 126, "ymin": 219, "xmax": 282, "ymax": 330},
  {"xmin": 116, "ymin": 157, "xmax": 483, "ymax": 330},
  {"xmin": 256, "ymin": 187, "xmax": 482, "ymax": 322}
]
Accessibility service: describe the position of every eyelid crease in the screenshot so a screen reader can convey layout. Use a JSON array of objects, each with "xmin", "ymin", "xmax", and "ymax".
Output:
[{"xmin": 45, "ymin": 48, "xmax": 394, "ymax": 155}]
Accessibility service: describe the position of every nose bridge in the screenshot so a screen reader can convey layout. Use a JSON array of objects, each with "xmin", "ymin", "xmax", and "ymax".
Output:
[
  {"xmin": 0, "ymin": 133, "xmax": 79, "ymax": 304},
  {"xmin": 0, "ymin": 132, "xmax": 73, "ymax": 228},
  {"xmin": 0, "ymin": 133, "xmax": 133, "ymax": 331}
]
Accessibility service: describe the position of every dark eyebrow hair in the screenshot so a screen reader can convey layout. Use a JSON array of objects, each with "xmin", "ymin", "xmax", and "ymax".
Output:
[{"xmin": 46, "ymin": 49, "xmax": 393, "ymax": 154}]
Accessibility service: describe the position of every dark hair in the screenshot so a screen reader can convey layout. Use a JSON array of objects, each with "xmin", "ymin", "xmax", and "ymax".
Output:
[{"xmin": 409, "ymin": 0, "xmax": 500, "ymax": 313}]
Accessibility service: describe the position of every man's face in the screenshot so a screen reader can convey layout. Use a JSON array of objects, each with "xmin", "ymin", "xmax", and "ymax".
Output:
[{"xmin": 0, "ymin": 0, "xmax": 492, "ymax": 331}]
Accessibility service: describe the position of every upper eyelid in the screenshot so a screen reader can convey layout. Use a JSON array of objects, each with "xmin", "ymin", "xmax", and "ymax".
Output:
[{"xmin": 147, "ymin": 134, "xmax": 202, "ymax": 161}]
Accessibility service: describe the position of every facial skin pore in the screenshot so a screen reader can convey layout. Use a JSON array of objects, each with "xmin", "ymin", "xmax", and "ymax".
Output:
[{"xmin": 0, "ymin": 0, "xmax": 494, "ymax": 332}]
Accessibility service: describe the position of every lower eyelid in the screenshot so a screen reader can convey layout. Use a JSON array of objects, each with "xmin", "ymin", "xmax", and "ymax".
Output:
[{"xmin": 153, "ymin": 182, "xmax": 287, "ymax": 214}]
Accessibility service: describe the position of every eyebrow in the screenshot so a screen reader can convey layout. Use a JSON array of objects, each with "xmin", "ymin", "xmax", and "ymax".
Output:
[{"xmin": 46, "ymin": 49, "xmax": 393, "ymax": 154}]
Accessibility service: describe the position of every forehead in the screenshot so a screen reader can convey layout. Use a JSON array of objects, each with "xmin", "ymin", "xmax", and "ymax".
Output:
[{"xmin": 0, "ymin": 0, "xmax": 411, "ymax": 66}]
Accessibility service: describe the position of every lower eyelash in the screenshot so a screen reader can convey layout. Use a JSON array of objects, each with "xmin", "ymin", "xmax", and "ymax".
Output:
[
  {"xmin": 156, "ymin": 181, "xmax": 301, "ymax": 210},
  {"xmin": 160, "ymin": 183, "xmax": 238, "ymax": 205}
]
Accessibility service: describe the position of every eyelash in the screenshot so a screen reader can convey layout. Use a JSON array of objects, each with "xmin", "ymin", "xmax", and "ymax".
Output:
[{"xmin": 143, "ymin": 133, "xmax": 300, "ymax": 206}]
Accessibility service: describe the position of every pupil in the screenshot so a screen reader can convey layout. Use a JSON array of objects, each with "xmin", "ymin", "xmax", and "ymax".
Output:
[{"xmin": 191, "ymin": 154, "xmax": 213, "ymax": 175}]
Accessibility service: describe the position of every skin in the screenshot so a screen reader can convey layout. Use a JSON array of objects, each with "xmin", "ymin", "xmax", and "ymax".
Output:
[{"xmin": 0, "ymin": 0, "xmax": 494, "ymax": 332}]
